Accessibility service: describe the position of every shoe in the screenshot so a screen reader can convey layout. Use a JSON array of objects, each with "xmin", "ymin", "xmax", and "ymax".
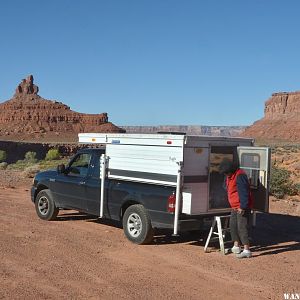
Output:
[
  {"xmin": 236, "ymin": 250, "xmax": 252, "ymax": 258},
  {"xmin": 231, "ymin": 246, "xmax": 241, "ymax": 254}
]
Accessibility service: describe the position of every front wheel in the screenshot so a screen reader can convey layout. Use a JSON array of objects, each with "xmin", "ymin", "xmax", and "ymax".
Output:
[
  {"xmin": 122, "ymin": 204, "xmax": 154, "ymax": 244},
  {"xmin": 35, "ymin": 189, "xmax": 59, "ymax": 221}
]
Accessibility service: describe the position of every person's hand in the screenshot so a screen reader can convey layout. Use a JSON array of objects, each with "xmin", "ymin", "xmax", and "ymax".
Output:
[{"xmin": 237, "ymin": 208, "xmax": 245, "ymax": 215}]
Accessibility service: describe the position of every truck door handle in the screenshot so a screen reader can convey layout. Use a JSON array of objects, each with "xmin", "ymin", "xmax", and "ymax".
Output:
[{"xmin": 79, "ymin": 181, "xmax": 86, "ymax": 185}]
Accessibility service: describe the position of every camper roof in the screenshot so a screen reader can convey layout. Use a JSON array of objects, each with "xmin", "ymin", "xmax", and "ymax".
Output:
[{"xmin": 78, "ymin": 133, "xmax": 254, "ymax": 147}]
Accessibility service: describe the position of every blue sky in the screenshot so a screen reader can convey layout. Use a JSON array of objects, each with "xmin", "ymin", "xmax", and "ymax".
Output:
[{"xmin": 0, "ymin": 0, "xmax": 300, "ymax": 126}]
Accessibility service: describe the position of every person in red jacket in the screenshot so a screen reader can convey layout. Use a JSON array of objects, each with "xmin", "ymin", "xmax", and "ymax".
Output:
[{"xmin": 220, "ymin": 159, "xmax": 253, "ymax": 258}]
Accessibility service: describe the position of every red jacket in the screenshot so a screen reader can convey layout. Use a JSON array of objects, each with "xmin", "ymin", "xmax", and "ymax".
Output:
[{"xmin": 226, "ymin": 169, "xmax": 253, "ymax": 209}]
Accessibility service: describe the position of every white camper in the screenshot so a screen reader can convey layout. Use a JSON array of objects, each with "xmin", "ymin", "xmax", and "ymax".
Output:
[{"xmin": 79, "ymin": 133, "xmax": 271, "ymax": 235}]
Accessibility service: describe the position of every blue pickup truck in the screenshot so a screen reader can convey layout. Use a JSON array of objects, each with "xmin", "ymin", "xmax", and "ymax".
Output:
[
  {"xmin": 31, "ymin": 148, "xmax": 201, "ymax": 244},
  {"xmin": 31, "ymin": 133, "xmax": 270, "ymax": 244}
]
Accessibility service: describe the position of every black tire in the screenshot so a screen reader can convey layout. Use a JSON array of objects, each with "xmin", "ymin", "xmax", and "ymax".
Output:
[
  {"xmin": 122, "ymin": 204, "xmax": 154, "ymax": 245},
  {"xmin": 35, "ymin": 189, "xmax": 59, "ymax": 221}
]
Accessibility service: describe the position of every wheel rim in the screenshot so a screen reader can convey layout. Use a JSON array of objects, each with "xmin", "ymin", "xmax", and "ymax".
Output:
[
  {"xmin": 127, "ymin": 213, "xmax": 142, "ymax": 238},
  {"xmin": 38, "ymin": 196, "xmax": 49, "ymax": 215}
]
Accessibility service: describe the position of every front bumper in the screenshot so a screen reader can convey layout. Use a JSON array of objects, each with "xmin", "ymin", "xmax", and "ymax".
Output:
[{"xmin": 31, "ymin": 186, "xmax": 37, "ymax": 203}]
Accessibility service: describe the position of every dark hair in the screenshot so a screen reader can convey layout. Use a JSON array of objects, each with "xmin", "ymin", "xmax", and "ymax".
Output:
[{"xmin": 219, "ymin": 159, "xmax": 238, "ymax": 174}]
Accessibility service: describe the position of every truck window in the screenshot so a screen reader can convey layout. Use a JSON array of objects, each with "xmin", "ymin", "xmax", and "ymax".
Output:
[
  {"xmin": 91, "ymin": 157, "xmax": 100, "ymax": 178},
  {"xmin": 68, "ymin": 153, "xmax": 92, "ymax": 177}
]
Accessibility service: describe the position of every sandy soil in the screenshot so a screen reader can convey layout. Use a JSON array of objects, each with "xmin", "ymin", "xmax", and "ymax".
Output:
[{"xmin": 0, "ymin": 174, "xmax": 299, "ymax": 299}]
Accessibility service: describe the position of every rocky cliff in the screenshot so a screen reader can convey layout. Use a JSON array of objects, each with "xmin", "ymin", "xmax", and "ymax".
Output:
[
  {"xmin": 0, "ymin": 75, "xmax": 125, "ymax": 142},
  {"xmin": 242, "ymin": 91, "xmax": 300, "ymax": 142}
]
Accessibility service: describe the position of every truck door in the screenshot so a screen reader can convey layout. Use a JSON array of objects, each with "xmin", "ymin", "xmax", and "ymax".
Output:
[
  {"xmin": 84, "ymin": 152, "xmax": 102, "ymax": 215},
  {"xmin": 53, "ymin": 152, "xmax": 92, "ymax": 210},
  {"xmin": 237, "ymin": 147, "xmax": 271, "ymax": 212}
]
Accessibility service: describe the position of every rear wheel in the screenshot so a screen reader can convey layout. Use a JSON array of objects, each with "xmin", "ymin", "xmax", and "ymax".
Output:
[
  {"xmin": 123, "ymin": 204, "xmax": 153, "ymax": 244},
  {"xmin": 35, "ymin": 189, "xmax": 59, "ymax": 221}
]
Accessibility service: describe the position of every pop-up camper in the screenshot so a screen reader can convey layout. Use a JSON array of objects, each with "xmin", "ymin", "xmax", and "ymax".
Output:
[{"xmin": 78, "ymin": 133, "xmax": 270, "ymax": 237}]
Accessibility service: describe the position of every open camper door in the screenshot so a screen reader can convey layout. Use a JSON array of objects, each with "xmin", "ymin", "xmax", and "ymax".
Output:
[{"xmin": 237, "ymin": 147, "xmax": 271, "ymax": 212}]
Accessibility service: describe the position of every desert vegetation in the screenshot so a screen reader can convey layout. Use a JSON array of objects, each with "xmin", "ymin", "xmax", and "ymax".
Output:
[
  {"xmin": 3, "ymin": 148, "xmax": 69, "ymax": 177},
  {"xmin": 0, "ymin": 150, "xmax": 8, "ymax": 170},
  {"xmin": 45, "ymin": 148, "xmax": 60, "ymax": 160},
  {"xmin": 0, "ymin": 149, "xmax": 7, "ymax": 162},
  {"xmin": 269, "ymin": 145, "xmax": 300, "ymax": 199},
  {"xmin": 270, "ymin": 163, "xmax": 298, "ymax": 199}
]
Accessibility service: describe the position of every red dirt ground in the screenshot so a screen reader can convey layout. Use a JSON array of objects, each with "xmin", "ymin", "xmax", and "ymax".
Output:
[{"xmin": 0, "ymin": 177, "xmax": 299, "ymax": 299}]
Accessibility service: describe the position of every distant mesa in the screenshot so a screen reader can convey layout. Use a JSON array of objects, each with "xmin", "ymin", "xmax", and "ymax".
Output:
[
  {"xmin": 242, "ymin": 91, "xmax": 300, "ymax": 142},
  {"xmin": 122, "ymin": 125, "xmax": 246, "ymax": 137},
  {"xmin": 0, "ymin": 75, "xmax": 125, "ymax": 142}
]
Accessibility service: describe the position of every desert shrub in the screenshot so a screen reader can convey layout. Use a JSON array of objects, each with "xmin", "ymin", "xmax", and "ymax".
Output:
[
  {"xmin": 270, "ymin": 164, "xmax": 298, "ymax": 199},
  {"xmin": 25, "ymin": 151, "xmax": 38, "ymax": 163},
  {"xmin": 8, "ymin": 153, "xmax": 37, "ymax": 170},
  {"xmin": 7, "ymin": 160, "xmax": 28, "ymax": 170},
  {"xmin": 0, "ymin": 162, "xmax": 8, "ymax": 170},
  {"xmin": 22, "ymin": 165, "xmax": 40, "ymax": 178},
  {"xmin": 45, "ymin": 149, "xmax": 60, "ymax": 161},
  {"xmin": 289, "ymin": 146, "xmax": 298, "ymax": 153},
  {"xmin": 294, "ymin": 183, "xmax": 300, "ymax": 195},
  {"xmin": 0, "ymin": 150, "xmax": 7, "ymax": 162}
]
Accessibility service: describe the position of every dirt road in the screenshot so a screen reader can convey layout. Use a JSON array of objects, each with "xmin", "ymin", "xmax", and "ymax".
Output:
[{"xmin": 1, "ymin": 186, "xmax": 299, "ymax": 300}]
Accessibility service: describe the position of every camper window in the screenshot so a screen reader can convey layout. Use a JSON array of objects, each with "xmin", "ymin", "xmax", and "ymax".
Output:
[{"xmin": 240, "ymin": 153, "xmax": 260, "ymax": 189}]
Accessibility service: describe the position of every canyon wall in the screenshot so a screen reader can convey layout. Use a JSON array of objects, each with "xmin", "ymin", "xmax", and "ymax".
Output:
[
  {"xmin": 242, "ymin": 91, "xmax": 300, "ymax": 142},
  {"xmin": 122, "ymin": 125, "xmax": 246, "ymax": 136}
]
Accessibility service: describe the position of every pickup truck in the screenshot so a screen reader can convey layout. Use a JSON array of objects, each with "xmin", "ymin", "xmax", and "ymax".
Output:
[
  {"xmin": 31, "ymin": 148, "xmax": 200, "ymax": 244},
  {"xmin": 32, "ymin": 132, "xmax": 270, "ymax": 244}
]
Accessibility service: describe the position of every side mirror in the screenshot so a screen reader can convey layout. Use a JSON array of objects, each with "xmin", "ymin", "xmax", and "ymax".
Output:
[{"xmin": 57, "ymin": 164, "xmax": 66, "ymax": 174}]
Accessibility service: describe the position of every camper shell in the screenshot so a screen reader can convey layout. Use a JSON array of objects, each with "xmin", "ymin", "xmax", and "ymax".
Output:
[{"xmin": 78, "ymin": 133, "xmax": 271, "ymax": 236}]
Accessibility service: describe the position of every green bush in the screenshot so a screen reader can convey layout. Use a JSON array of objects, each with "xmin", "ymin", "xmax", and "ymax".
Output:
[
  {"xmin": 0, "ymin": 162, "xmax": 8, "ymax": 170},
  {"xmin": 270, "ymin": 164, "xmax": 298, "ymax": 199},
  {"xmin": 0, "ymin": 150, "xmax": 7, "ymax": 162},
  {"xmin": 7, "ymin": 160, "xmax": 28, "ymax": 170},
  {"xmin": 25, "ymin": 151, "xmax": 38, "ymax": 163},
  {"xmin": 294, "ymin": 183, "xmax": 300, "ymax": 195},
  {"xmin": 45, "ymin": 149, "xmax": 60, "ymax": 161}
]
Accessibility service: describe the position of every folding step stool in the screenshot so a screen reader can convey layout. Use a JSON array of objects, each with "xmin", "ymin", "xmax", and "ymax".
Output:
[{"xmin": 204, "ymin": 215, "xmax": 231, "ymax": 255}]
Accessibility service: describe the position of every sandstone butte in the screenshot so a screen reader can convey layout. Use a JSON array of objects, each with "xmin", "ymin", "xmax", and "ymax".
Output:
[
  {"xmin": 242, "ymin": 91, "xmax": 300, "ymax": 143},
  {"xmin": 0, "ymin": 75, "xmax": 125, "ymax": 142}
]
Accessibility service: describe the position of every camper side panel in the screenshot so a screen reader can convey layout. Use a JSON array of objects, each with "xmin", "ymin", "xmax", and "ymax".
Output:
[{"xmin": 106, "ymin": 144, "xmax": 183, "ymax": 186}]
